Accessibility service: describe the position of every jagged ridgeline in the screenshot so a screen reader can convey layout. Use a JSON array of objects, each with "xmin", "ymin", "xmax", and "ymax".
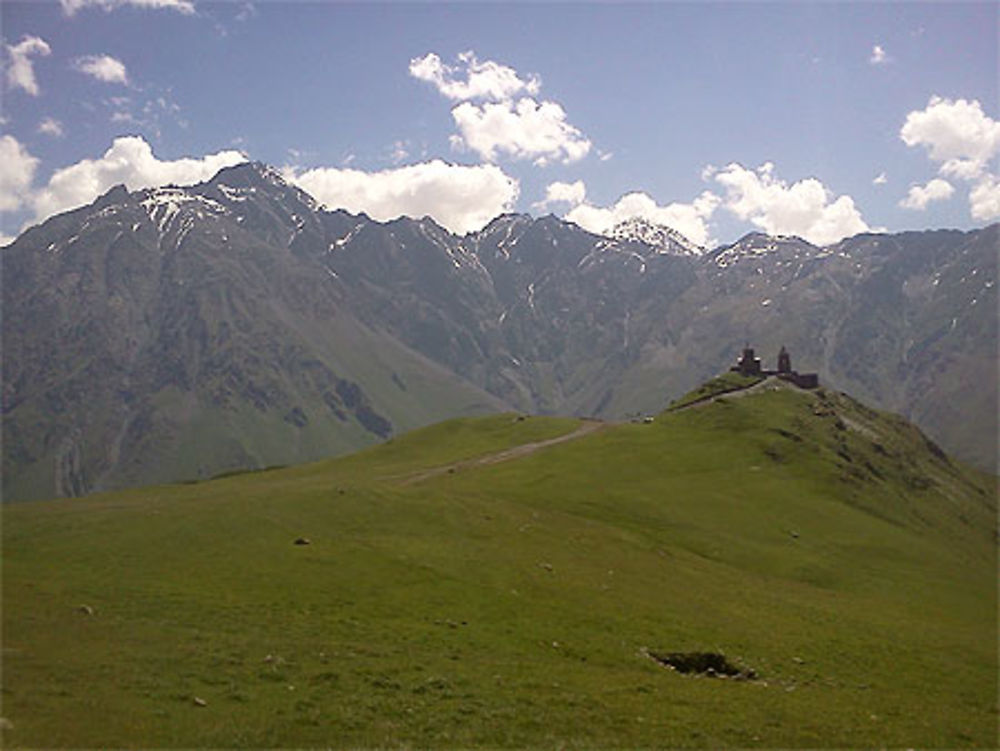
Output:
[
  {"xmin": 2, "ymin": 162, "xmax": 997, "ymax": 499},
  {"xmin": 3, "ymin": 382, "xmax": 996, "ymax": 746}
]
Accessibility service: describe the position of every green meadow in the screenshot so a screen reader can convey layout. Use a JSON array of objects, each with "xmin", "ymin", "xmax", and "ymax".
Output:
[{"xmin": 2, "ymin": 382, "xmax": 996, "ymax": 748}]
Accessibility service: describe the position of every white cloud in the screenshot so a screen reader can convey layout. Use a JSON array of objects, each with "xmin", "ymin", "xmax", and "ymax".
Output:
[
  {"xmin": 565, "ymin": 190, "xmax": 720, "ymax": 247},
  {"xmin": 900, "ymin": 96, "xmax": 1000, "ymax": 179},
  {"xmin": 899, "ymin": 178, "xmax": 955, "ymax": 210},
  {"xmin": 288, "ymin": 160, "xmax": 518, "ymax": 235},
  {"xmin": 103, "ymin": 93, "xmax": 183, "ymax": 138},
  {"xmin": 4, "ymin": 35, "xmax": 51, "ymax": 96},
  {"xmin": 710, "ymin": 162, "xmax": 871, "ymax": 245},
  {"xmin": 389, "ymin": 140, "xmax": 409, "ymax": 165},
  {"xmin": 873, "ymin": 172, "xmax": 888, "ymax": 185},
  {"xmin": 61, "ymin": 0, "xmax": 195, "ymax": 15},
  {"xmin": 450, "ymin": 98, "xmax": 591, "ymax": 165},
  {"xmin": 38, "ymin": 117, "xmax": 65, "ymax": 137},
  {"xmin": 409, "ymin": 51, "xmax": 540, "ymax": 102},
  {"xmin": 939, "ymin": 158, "xmax": 989, "ymax": 181},
  {"xmin": 0, "ymin": 135, "xmax": 39, "ymax": 211},
  {"xmin": 969, "ymin": 175, "xmax": 1000, "ymax": 221},
  {"xmin": 235, "ymin": 2, "xmax": 257, "ymax": 22},
  {"xmin": 534, "ymin": 180, "xmax": 587, "ymax": 211},
  {"xmin": 900, "ymin": 96, "xmax": 1000, "ymax": 221},
  {"xmin": 73, "ymin": 54, "xmax": 129, "ymax": 85},
  {"xmin": 28, "ymin": 136, "xmax": 244, "ymax": 225},
  {"xmin": 869, "ymin": 45, "xmax": 889, "ymax": 65},
  {"xmin": 411, "ymin": 49, "xmax": 591, "ymax": 168}
]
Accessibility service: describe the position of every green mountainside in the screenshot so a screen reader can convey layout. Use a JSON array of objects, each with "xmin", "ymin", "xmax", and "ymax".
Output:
[{"xmin": 3, "ymin": 381, "xmax": 995, "ymax": 747}]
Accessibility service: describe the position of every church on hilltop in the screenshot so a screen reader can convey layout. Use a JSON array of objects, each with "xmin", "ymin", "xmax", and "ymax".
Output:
[{"xmin": 731, "ymin": 345, "xmax": 819, "ymax": 389}]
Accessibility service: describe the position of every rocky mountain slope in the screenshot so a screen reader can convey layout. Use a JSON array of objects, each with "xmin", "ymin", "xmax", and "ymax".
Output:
[
  {"xmin": 2, "ymin": 164, "xmax": 506, "ymax": 500},
  {"xmin": 3, "ymin": 162, "xmax": 996, "ymax": 499}
]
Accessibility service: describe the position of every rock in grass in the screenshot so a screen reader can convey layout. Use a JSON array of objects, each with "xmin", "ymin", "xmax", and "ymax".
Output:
[
  {"xmin": 293, "ymin": 537, "xmax": 311, "ymax": 545},
  {"xmin": 193, "ymin": 696, "xmax": 207, "ymax": 707},
  {"xmin": 78, "ymin": 604, "xmax": 94, "ymax": 615}
]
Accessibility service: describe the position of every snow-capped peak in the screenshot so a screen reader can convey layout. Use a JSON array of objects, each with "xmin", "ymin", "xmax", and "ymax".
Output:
[{"xmin": 608, "ymin": 217, "xmax": 703, "ymax": 256}]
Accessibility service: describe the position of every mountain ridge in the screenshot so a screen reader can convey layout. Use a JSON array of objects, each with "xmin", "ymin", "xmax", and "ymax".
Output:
[
  {"xmin": 3, "ymin": 160, "xmax": 991, "ymax": 254},
  {"xmin": 3, "ymin": 162, "xmax": 996, "ymax": 500}
]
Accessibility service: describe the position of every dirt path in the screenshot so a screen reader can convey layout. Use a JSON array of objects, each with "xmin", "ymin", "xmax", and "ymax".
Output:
[
  {"xmin": 396, "ymin": 378, "xmax": 791, "ymax": 486},
  {"xmin": 667, "ymin": 375, "xmax": 791, "ymax": 414},
  {"xmin": 398, "ymin": 420, "xmax": 607, "ymax": 486}
]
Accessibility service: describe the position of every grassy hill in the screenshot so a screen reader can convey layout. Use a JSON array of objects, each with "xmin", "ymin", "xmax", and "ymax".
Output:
[{"xmin": 2, "ymin": 382, "xmax": 996, "ymax": 747}]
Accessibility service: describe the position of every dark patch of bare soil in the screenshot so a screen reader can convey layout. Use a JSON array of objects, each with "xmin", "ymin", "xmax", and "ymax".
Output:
[{"xmin": 649, "ymin": 651, "xmax": 757, "ymax": 679}]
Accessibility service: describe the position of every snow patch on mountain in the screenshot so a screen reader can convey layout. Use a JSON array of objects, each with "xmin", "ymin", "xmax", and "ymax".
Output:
[
  {"xmin": 331, "ymin": 222, "xmax": 366, "ymax": 251},
  {"xmin": 216, "ymin": 183, "xmax": 250, "ymax": 202},
  {"xmin": 417, "ymin": 220, "xmax": 464, "ymax": 270},
  {"xmin": 477, "ymin": 213, "xmax": 531, "ymax": 260},
  {"xmin": 140, "ymin": 188, "xmax": 227, "ymax": 236},
  {"xmin": 712, "ymin": 233, "xmax": 819, "ymax": 269},
  {"xmin": 608, "ymin": 217, "xmax": 703, "ymax": 256}
]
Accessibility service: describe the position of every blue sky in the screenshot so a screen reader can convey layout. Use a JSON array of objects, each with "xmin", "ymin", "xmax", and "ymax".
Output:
[{"xmin": 1, "ymin": 1, "xmax": 997, "ymax": 247}]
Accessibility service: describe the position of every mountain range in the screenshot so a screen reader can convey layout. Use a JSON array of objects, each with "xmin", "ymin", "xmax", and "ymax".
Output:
[{"xmin": 3, "ymin": 162, "xmax": 996, "ymax": 500}]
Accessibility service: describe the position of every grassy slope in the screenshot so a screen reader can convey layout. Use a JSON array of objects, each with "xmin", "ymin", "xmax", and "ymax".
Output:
[
  {"xmin": 2, "ymin": 393, "xmax": 996, "ymax": 748},
  {"xmin": 666, "ymin": 371, "xmax": 765, "ymax": 410}
]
